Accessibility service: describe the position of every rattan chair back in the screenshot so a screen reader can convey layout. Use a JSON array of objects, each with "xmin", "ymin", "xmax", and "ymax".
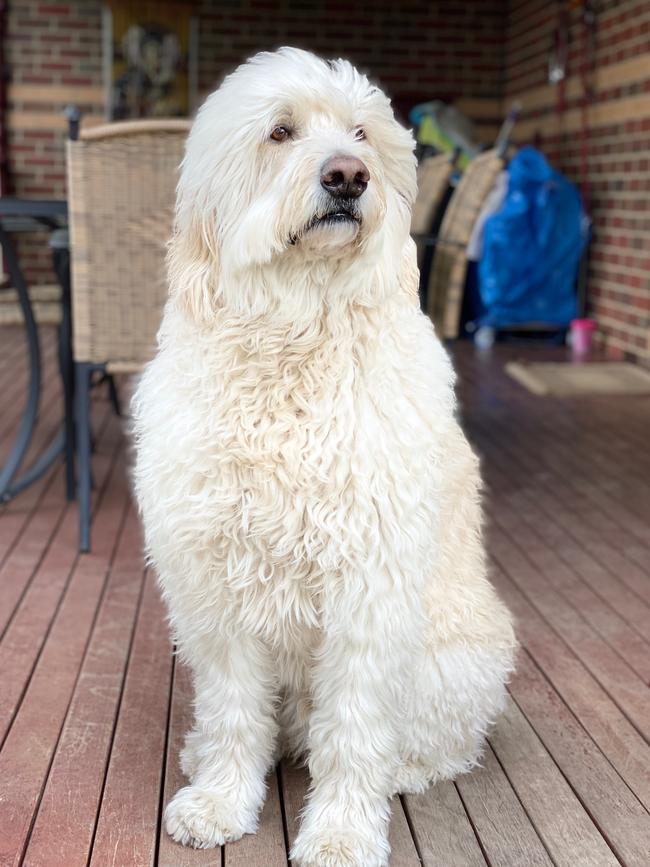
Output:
[
  {"xmin": 66, "ymin": 119, "xmax": 190, "ymax": 372},
  {"xmin": 411, "ymin": 153, "xmax": 454, "ymax": 238},
  {"xmin": 426, "ymin": 148, "xmax": 504, "ymax": 338}
]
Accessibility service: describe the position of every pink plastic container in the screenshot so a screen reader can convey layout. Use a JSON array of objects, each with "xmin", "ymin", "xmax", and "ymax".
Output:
[{"xmin": 570, "ymin": 318, "xmax": 596, "ymax": 356}]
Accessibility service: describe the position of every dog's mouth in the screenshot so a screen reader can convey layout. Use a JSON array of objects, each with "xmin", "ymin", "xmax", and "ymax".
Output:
[
  {"xmin": 290, "ymin": 202, "xmax": 361, "ymax": 245},
  {"xmin": 310, "ymin": 207, "xmax": 360, "ymax": 229}
]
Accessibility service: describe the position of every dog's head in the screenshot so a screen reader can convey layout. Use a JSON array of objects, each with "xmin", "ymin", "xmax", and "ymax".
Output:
[{"xmin": 170, "ymin": 48, "xmax": 417, "ymax": 318}]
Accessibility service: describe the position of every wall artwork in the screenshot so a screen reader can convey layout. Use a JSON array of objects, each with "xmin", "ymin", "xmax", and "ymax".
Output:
[{"xmin": 104, "ymin": 1, "xmax": 197, "ymax": 120}]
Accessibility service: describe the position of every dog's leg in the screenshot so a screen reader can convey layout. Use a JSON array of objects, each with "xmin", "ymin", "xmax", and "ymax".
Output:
[
  {"xmin": 393, "ymin": 639, "xmax": 514, "ymax": 794},
  {"xmin": 394, "ymin": 435, "xmax": 516, "ymax": 794},
  {"xmin": 290, "ymin": 601, "xmax": 405, "ymax": 867},
  {"xmin": 179, "ymin": 727, "xmax": 201, "ymax": 782},
  {"xmin": 164, "ymin": 632, "xmax": 278, "ymax": 849}
]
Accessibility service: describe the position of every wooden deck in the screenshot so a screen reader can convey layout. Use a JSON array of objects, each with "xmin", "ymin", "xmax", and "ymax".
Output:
[{"xmin": 1, "ymin": 323, "xmax": 649, "ymax": 867}]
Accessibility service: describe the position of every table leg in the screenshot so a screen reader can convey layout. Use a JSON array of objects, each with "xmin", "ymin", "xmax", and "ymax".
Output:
[
  {"xmin": 75, "ymin": 361, "xmax": 94, "ymax": 552},
  {"xmin": 52, "ymin": 241, "xmax": 75, "ymax": 500},
  {"xmin": 0, "ymin": 226, "xmax": 65, "ymax": 502}
]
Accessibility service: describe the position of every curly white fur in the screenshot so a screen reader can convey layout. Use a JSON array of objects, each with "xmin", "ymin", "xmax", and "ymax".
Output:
[{"xmin": 131, "ymin": 47, "xmax": 516, "ymax": 867}]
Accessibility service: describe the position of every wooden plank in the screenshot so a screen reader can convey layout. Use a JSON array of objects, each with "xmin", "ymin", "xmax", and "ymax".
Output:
[
  {"xmin": 491, "ymin": 490, "xmax": 650, "ymax": 683},
  {"xmin": 1, "ymin": 334, "xmax": 649, "ymax": 867},
  {"xmin": 2, "ymin": 386, "xmax": 111, "ymax": 528},
  {"xmin": 446, "ymin": 346, "xmax": 650, "ymax": 865},
  {"xmin": 509, "ymin": 652, "xmax": 650, "ymax": 867},
  {"xmin": 280, "ymin": 760, "xmax": 421, "ymax": 866},
  {"xmin": 481, "ymin": 404, "xmax": 650, "ymax": 590},
  {"xmin": 0, "ymin": 484, "xmax": 68, "ymax": 635},
  {"xmin": 158, "ymin": 661, "xmax": 221, "ymax": 867},
  {"xmin": 455, "ymin": 746, "xmax": 554, "ymax": 866},
  {"xmin": 477, "ymin": 416, "xmax": 650, "ymax": 640},
  {"xmin": 21, "ymin": 508, "xmax": 145, "ymax": 867},
  {"xmin": 0, "ymin": 410, "xmax": 119, "ymax": 741},
  {"xmin": 0, "ymin": 448, "xmax": 59, "ymax": 564},
  {"xmin": 490, "ymin": 524, "xmax": 650, "ymax": 742},
  {"xmin": 88, "ymin": 571, "xmax": 173, "ymax": 867},
  {"xmin": 0, "ymin": 403, "xmax": 115, "ymax": 638},
  {"xmin": 0, "ymin": 370, "xmax": 106, "ymax": 524},
  {"xmin": 451, "ymin": 344, "xmax": 650, "ymax": 853},
  {"xmin": 519, "ymin": 489, "xmax": 650, "ymax": 617},
  {"xmin": 0, "ymin": 330, "xmax": 66, "ymax": 565},
  {"xmin": 0, "ymin": 328, "xmax": 57, "ymax": 427},
  {"xmin": 388, "ymin": 798, "xmax": 424, "ymax": 867},
  {"xmin": 570, "ymin": 481, "xmax": 650, "ymax": 549},
  {"xmin": 456, "ymin": 349, "xmax": 648, "ymax": 528},
  {"xmin": 472, "ymin": 407, "xmax": 650, "ymax": 636},
  {"xmin": 490, "ymin": 698, "xmax": 620, "ymax": 867},
  {"xmin": 404, "ymin": 782, "xmax": 487, "ymax": 867},
  {"xmin": 561, "ymin": 541, "xmax": 650, "ymax": 607},
  {"xmin": 626, "ymin": 544, "xmax": 650, "ymax": 575},
  {"xmin": 491, "ymin": 564, "xmax": 650, "ymax": 813},
  {"xmin": 460, "ymin": 348, "xmax": 650, "ymax": 561},
  {"xmin": 0, "ymin": 330, "xmax": 58, "ymax": 469},
  {"xmin": 0, "ymin": 458, "xmax": 129, "ymax": 867}
]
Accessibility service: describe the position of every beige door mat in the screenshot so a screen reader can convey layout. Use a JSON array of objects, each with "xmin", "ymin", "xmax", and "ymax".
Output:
[{"xmin": 505, "ymin": 360, "xmax": 650, "ymax": 396}]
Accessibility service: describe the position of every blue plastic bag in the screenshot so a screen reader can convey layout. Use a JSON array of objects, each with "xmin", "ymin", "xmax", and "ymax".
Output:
[{"xmin": 478, "ymin": 147, "xmax": 587, "ymax": 328}]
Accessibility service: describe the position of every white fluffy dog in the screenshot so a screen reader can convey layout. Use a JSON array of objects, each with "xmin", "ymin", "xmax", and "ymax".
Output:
[{"xmin": 132, "ymin": 47, "xmax": 515, "ymax": 867}]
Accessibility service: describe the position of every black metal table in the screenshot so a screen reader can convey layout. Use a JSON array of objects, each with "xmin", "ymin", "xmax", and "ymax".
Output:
[{"xmin": 0, "ymin": 197, "xmax": 74, "ymax": 503}]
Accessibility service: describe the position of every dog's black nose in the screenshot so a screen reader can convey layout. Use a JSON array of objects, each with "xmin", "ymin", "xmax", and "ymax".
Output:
[{"xmin": 320, "ymin": 155, "xmax": 370, "ymax": 199}]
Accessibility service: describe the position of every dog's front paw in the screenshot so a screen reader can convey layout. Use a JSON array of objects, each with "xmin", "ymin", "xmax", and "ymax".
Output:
[
  {"xmin": 164, "ymin": 785, "xmax": 257, "ymax": 849},
  {"xmin": 291, "ymin": 822, "xmax": 389, "ymax": 867}
]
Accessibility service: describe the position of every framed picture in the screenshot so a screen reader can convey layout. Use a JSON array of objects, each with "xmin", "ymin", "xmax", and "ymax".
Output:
[{"xmin": 103, "ymin": 1, "xmax": 198, "ymax": 120}]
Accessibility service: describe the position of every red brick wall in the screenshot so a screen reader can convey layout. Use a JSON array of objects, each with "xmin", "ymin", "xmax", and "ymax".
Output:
[
  {"xmin": 5, "ymin": 1, "xmax": 104, "ymax": 281},
  {"xmin": 503, "ymin": 0, "xmax": 650, "ymax": 362},
  {"xmin": 194, "ymin": 1, "xmax": 505, "ymax": 118},
  {"xmin": 3, "ymin": 0, "xmax": 504, "ymax": 285},
  {"xmin": 4, "ymin": 0, "xmax": 650, "ymax": 361}
]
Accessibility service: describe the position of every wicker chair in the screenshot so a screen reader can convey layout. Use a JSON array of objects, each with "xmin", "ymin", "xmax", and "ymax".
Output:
[
  {"xmin": 410, "ymin": 153, "xmax": 456, "ymax": 309},
  {"xmin": 411, "ymin": 153, "xmax": 455, "ymax": 245},
  {"xmin": 66, "ymin": 118, "xmax": 191, "ymax": 551},
  {"xmin": 420, "ymin": 149, "xmax": 504, "ymax": 338}
]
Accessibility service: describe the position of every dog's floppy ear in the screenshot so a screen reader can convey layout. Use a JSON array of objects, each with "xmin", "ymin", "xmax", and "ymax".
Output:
[{"xmin": 167, "ymin": 174, "xmax": 221, "ymax": 324}]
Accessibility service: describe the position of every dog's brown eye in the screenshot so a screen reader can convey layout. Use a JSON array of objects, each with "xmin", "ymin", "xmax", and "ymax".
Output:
[
  {"xmin": 354, "ymin": 127, "xmax": 365, "ymax": 141},
  {"xmin": 270, "ymin": 126, "xmax": 291, "ymax": 142}
]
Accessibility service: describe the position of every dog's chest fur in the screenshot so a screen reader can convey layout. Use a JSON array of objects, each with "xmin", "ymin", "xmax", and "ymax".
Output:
[{"xmin": 137, "ymin": 302, "xmax": 454, "ymax": 642}]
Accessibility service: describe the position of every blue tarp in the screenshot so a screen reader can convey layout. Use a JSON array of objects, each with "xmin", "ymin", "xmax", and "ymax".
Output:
[{"xmin": 478, "ymin": 147, "xmax": 588, "ymax": 328}]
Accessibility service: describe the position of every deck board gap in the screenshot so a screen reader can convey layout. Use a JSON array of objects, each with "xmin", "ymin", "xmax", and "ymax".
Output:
[
  {"xmin": 452, "ymin": 781, "xmax": 493, "ymax": 867},
  {"xmin": 275, "ymin": 761, "xmax": 292, "ymax": 864},
  {"xmin": 397, "ymin": 795, "xmax": 424, "ymax": 866},
  {"xmin": 485, "ymin": 739, "xmax": 563, "ymax": 867},
  {"xmin": 154, "ymin": 650, "xmax": 177, "ymax": 867}
]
